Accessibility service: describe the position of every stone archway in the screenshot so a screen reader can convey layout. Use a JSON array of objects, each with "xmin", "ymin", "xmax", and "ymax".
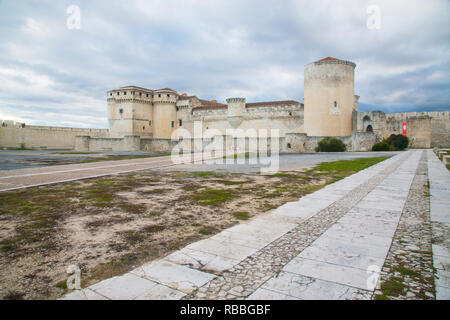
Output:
[{"xmin": 362, "ymin": 115, "xmax": 373, "ymax": 133}]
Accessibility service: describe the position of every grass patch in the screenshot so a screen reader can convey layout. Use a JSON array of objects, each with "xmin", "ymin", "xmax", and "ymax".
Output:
[
  {"xmin": 198, "ymin": 226, "xmax": 216, "ymax": 235},
  {"xmin": 394, "ymin": 266, "xmax": 421, "ymax": 278},
  {"xmin": 120, "ymin": 230, "xmax": 146, "ymax": 245},
  {"xmin": 374, "ymin": 294, "xmax": 390, "ymax": 300},
  {"xmin": 190, "ymin": 188, "xmax": 234, "ymax": 206},
  {"xmin": 379, "ymin": 276, "xmax": 407, "ymax": 297},
  {"xmin": 0, "ymin": 238, "xmax": 18, "ymax": 253},
  {"xmin": 57, "ymin": 152, "xmax": 100, "ymax": 155},
  {"xmin": 187, "ymin": 171, "xmax": 225, "ymax": 178},
  {"xmin": 142, "ymin": 225, "xmax": 165, "ymax": 233},
  {"xmin": 315, "ymin": 157, "xmax": 388, "ymax": 173},
  {"xmin": 233, "ymin": 211, "xmax": 250, "ymax": 220},
  {"xmin": 118, "ymin": 203, "xmax": 147, "ymax": 214},
  {"xmin": 89, "ymin": 259, "xmax": 130, "ymax": 283},
  {"xmin": 85, "ymin": 190, "xmax": 114, "ymax": 207},
  {"xmin": 212, "ymin": 179, "xmax": 247, "ymax": 185},
  {"xmin": 93, "ymin": 179, "xmax": 118, "ymax": 185},
  {"xmin": 55, "ymin": 280, "xmax": 67, "ymax": 289},
  {"xmin": 79, "ymin": 153, "xmax": 171, "ymax": 163}
]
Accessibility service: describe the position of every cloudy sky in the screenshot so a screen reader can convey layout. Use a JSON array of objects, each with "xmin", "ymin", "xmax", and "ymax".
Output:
[{"xmin": 0, "ymin": 0, "xmax": 449, "ymax": 128}]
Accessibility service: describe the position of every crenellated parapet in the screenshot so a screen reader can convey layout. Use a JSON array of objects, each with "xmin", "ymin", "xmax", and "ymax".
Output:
[
  {"xmin": 152, "ymin": 88, "xmax": 178, "ymax": 104},
  {"xmin": 107, "ymin": 86, "xmax": 154, "ymax": 104},
  {"xmin": 386, "ymin": 111, "xmax": 450, "ymax": 120}
]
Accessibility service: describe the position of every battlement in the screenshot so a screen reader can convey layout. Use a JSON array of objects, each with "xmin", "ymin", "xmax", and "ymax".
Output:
[
  {"xmin": 107, "ymin": 86, "xmax": 154, "ymax": 103},
  {"xmin": 107, "ymin": 86, "xmax": 179, "ymax": 104},
  {"xmin": 386, "ymin": 111, "xmax": 450, "ymax": 120},
  {"xmin": 310, "ymin": 57, "xmax": 356, "ymax": 68},
  {"xmin": 226, "ymin": 98, "xmax": 245, "ymax": 104},
  {"xmin": 0, "ymin": 120, "xmax": 108, "ymax": 132}
]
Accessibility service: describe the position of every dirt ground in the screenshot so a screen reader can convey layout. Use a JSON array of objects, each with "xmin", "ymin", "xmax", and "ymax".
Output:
[{"xmin": 0, "ymin": 157, "xmax": 387, "ymax": 300}]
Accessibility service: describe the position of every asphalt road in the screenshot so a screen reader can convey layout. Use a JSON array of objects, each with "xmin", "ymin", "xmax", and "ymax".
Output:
[{"xmin": 0, "ymin": 151, "xmax": 399, "ymax": 192}]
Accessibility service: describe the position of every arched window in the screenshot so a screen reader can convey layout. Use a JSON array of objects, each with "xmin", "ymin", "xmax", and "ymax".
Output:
[{"xmin": 366, "ymin": 125, "xmax": 373, "ymax": 132}]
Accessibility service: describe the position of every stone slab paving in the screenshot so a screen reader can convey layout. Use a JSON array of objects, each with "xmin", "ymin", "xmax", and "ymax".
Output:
[
  {"xmin": 62, "ymin": 150, "xmax": 448, "ymax": 300},
  {"xmin": 427, "ymin": 150, "xmax": 450, "ymax": 300},
  {"xmin": 373, "ymin": 151, "xmax": 435, "ymax": 300},
  {"xmin": 247, "ymin": 150, "xmax": 421, "ymax": 299}
]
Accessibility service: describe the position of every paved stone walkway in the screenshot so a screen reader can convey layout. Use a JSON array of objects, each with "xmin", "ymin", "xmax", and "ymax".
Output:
[
  {"xmin": 62, "ymin": 150, "xmax": 449, "ymax": 300},
  {"xmin": 428, "ymin": 150, "xmax": 450, "ymax": 300}
]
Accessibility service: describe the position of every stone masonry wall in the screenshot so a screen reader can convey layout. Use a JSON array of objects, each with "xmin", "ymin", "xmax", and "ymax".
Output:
[{"xmin": 0, "ymin": 121, "xmax": 109, "ymax": 150}]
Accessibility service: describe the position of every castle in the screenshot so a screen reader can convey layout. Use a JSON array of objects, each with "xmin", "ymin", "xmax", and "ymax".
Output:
[{"xmin": 1, "ymin": 57, "xmax": 449, "ymax": 152}]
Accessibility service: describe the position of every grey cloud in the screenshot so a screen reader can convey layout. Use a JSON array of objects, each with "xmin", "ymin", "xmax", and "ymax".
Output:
[{"xmin": 0, "ymin": 0, "xmax": 448, "ymax": 127}]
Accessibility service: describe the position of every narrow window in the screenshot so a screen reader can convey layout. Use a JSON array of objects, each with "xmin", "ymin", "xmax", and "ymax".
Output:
[
  {"xmin": 117, "ymin": 92, "xmax": 119, "ymax": 96},
  {"xmin": 167, "ymin": 94, "xmax": 170, "ymax": 98},
  {"xmin": 158, "ymin": 94, "xmax": 161, "ymax": 98},
  {"xmin": 171, "ymin": 121, "xmax": 174, "ymax": 128},
  {"xmin": 110, "ymin": 93, "xmax": 112, "ymax": 96},
  {"xmin": 124, "ymin": 91, "xmax": 127, "ymax": 95},
  {"xmin": 179, "ymin": 119, "xmax": 182, "ymax": 126},
  {"xmin": 149, "ymin": 120, "xmax": 152, "ymax": 126},
  {"xmin": 119, "ymin": 109, "xmax": 123, "ymax": 114},
  {"xmin": 146, "ymin": 93, "xmax": 149, "ymax": 97},
  {"xmin": 139, "ymin": 92, "xmax": 142, "ymax": 96},
  {"xmin": 334, "ymin": 101, "xmax": 337, "ymax": 107},
  {"xmin": 143, "ymin": 126, "xmax": 145, "ymax": 130},
  {"xmin": 287, "ymin": 143, "xmax": 292, "ymax": 149}
]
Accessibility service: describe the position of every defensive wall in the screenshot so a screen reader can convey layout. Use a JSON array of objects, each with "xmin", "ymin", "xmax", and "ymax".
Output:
[
  {"xmin": 356, "ymin": 111, "xmax": 450, "ymax": 148},
  {"xmin": 0, "ymin": 120, "xmax": 109, "ymax": 150}
]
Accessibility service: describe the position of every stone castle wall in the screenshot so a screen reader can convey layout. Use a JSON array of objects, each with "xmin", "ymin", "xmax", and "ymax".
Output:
[
  {"xmin": 185, "ymin": 102, "xmax": 304, "ymax": 137},
  {"xmin": 356, "ymin": 111, "xmax": 450, "ymax": 148},
  {"xmin": 0, "ymin": 121, "xmax": 109, "ymax": 150},
  {"xmin": 283, "ymin": 132, "xmax": 376, "ymax": 153}
]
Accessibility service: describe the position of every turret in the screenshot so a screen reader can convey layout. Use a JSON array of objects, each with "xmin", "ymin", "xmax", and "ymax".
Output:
[
  {"xmin": 226, "ymin": 97, "xmax": 245, "ymax": 128},
  {"xmin": 152, "ymin": 88, "xmax": 178, "ymax": 139}
]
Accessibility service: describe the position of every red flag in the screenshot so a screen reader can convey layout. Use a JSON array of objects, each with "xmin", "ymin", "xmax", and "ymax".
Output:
[{"xmin": 402, "ymin": 121, "xmax": 407, "ymax": 136}]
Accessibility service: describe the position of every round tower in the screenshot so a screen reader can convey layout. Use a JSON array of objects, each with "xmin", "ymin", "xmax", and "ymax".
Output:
[
  {"xmin": 304, "ymin": 57, "xmax": 356, "ymax": 137},
  {"xmin": 152, "ymin": 88, "xmax": 178, "ymax": 139},
  {"xmin": 226, "ymin": 97, "xmax": 245, "ymax": 128}
]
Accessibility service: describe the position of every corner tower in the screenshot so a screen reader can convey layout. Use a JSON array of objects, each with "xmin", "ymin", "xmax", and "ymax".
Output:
[
  {"xmin": 107, "ymin": 86, "xmax": 153, "ymax": 137},
  {"xmin": 304, "ymin": 57, "xmax": 356, "ymax": 136}
]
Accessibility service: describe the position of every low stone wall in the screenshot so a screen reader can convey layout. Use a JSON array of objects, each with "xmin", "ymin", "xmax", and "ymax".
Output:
[
  {"xmin": 283, "ymin": 132, "xmax": 376, "ymax": 153},
  {"xmin": 76, "ymin": 135, "xmax": 141, "ymax": 152},
  {"xmin": 75, "ymin": 131, "xmax": 376, "ymax": 153},
  {"xmin": 0, "ymin": 121, "xmax": 109, "ymax": 150}
]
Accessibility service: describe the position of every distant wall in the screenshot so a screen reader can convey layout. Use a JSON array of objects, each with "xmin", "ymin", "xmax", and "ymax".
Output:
[
  {"xmin": 431, "ymin": 118, "xmax": 450, "ymax": 148},
  {"xmin": 0, "ymin": 121, "xmax": 109, "ymax": 150},
  {"xmin": 283, "ymin": 132, "xmax": 376, "ymax": 153},
  {"xmin": 356, "ymin": 111, "xmax": 450, "ymax": 148}
]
